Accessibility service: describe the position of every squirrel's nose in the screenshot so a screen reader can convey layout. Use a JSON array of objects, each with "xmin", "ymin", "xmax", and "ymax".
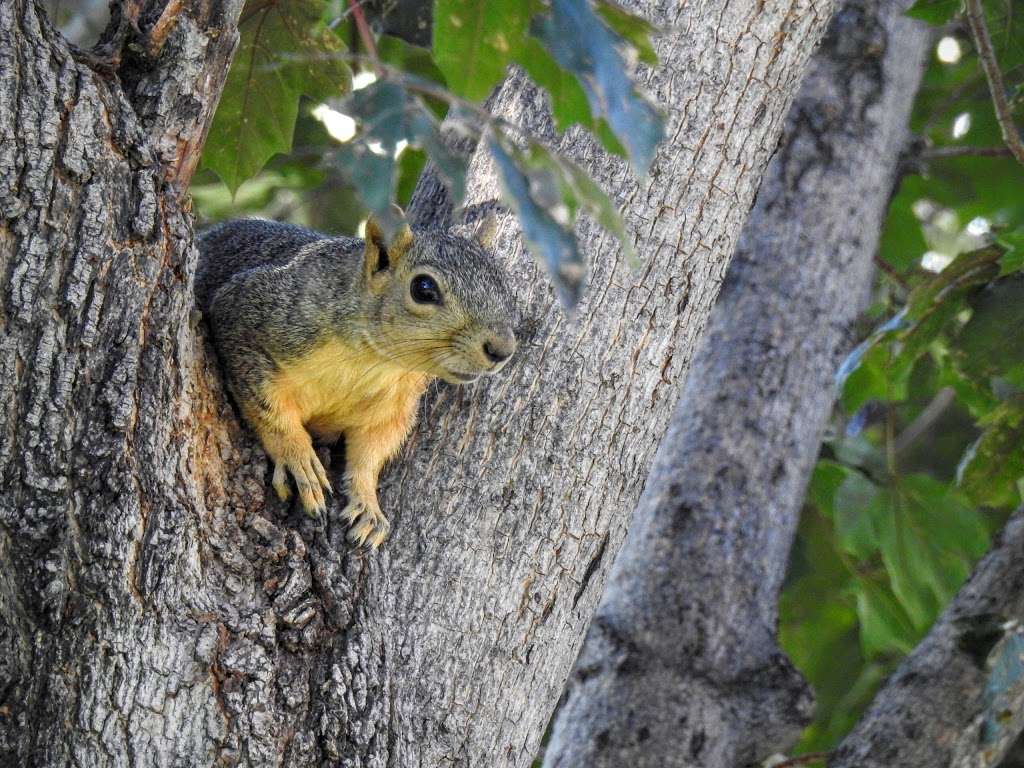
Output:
[{"xmin": 483, "ymin": 335, "xmax": 515, "ymax": 364}]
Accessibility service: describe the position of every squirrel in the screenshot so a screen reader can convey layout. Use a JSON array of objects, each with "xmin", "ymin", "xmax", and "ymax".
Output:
[{"xmin": 195, "ymin": 214, "xmax": 517, "ymax": 548}]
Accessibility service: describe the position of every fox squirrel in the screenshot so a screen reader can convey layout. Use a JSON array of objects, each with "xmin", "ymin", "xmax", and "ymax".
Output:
[{"xmin": 195, "ymin": 215, "xmax": 516, "ymax": 548}]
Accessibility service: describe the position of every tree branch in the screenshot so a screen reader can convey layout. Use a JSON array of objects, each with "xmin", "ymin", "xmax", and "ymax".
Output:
[
  {"xmin": 116, "ymin": 0, "xmax": 246, "ymax": 187},
  {"xmin": 964, "ymin": 0, "xmax": 1024, "ymax": 167},
  {"xmin": 920, "ymin": 145, "xmax": 1014, "ymax": 159},
  {"xmin": 832, "ymin": 510, "xmax": 1024, "ymax": 768},
  {"xmin": 541, "ymin": 1, "xmax": 930, "ymax": 765}
]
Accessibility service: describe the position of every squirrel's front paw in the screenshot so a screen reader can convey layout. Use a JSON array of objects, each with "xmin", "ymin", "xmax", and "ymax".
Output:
[
  {"xmin": 342, "ymin": 496, "xmax": 391, "ymax": 549},
  {"xmin": 272, "ymin": 448, "xmax": 333, "ymax": 516}
]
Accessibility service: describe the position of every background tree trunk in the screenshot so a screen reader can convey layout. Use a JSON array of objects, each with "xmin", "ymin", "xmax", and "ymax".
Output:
[
  {"xmin": 541, "ymin": 1, "xmax": 930, "ymax": 765},
  {"xmin": 0, "ymin": 1, "xmax": 834, "ymax": 766}
]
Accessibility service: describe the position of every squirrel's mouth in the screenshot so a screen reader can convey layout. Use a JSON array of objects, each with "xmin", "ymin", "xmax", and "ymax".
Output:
[{"xmin": 444, "ymin": 370, "xmax": 480, "ymax": 384}]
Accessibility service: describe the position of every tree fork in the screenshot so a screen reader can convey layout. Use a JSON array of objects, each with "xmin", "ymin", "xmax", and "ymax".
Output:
[{"xmin": 1, "ymin": 0, "xmax": 835, "ymax": 765}]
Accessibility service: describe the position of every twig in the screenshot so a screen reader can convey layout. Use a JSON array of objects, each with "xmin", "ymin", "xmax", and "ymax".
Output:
[
  {"xmin": 874, "ymin": 253, "xmax": 911, "ymax": 289},
  {"xmin": 964, "ymin": 0, "xmax": 1024, "ymax": 166},
  {"xmin": 920, "ymin": 145, "xmax": 1014, "ymax": 159},
  {"xmin": 348, "ymin": 0, "xmax": 381, "ymax": 74},
  {"xmin": 772, "ymin": 751, "xmax": 831, "ymax": 768},
  {"xmin": 895, "ymin": 386, "xmax": 955, "ymax": 455},
  {"xmin": 147, "ymin": 0, "xmax": 182, "ymax": 57}
]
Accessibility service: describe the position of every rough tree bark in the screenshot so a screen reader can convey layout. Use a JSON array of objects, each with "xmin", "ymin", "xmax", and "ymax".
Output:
[
  {"xmin": 833, "ymin": 508, "xmax": 1024, "ymax": 767},
  {"xmin": 0, "ymin": 1, "xmax": 834, "ymax": 766},
  {"xmin": 542, "ymin": 1, "xmax": 930, "ymax": 766}
]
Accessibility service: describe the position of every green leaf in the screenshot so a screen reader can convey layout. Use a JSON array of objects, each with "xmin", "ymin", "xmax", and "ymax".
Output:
[
  {"xmin": 997, "ymin": 229, "xmax": 1024, "ymax": 276},
  {"xmin": 839, "ymin": 247, "xmax": 1004, "ymax": 411},
  {"xmin": 377, "ymin": 35, "xmax": 449, "ymax": 118},
  {"xmin": 833, "ymin": 472, "xmax": 881, "ymax": 559},
  {"xmin": 329, "ymin": 81, "xmax": 467, "ymax": 228},
  {"xmin": 532, "ymin": 0, "xmax": 664, "ymax": 175},
  {"xmin": 488, "ymin": 132, "xmax": 584, "ymax": 306},
  {"xmin": 202, "ymin": 0, "xmax": 353, "ymax": 193},
  {"xmin": 594, "ymin": 0, "xmax": 659, "ymax": 66},
  {"xmin": 395, "ymin": 148, "xmax": 427, "ymax": 208},
  {"xmin": 807, "ymin": 460, "xmax": 855, "ymax": 516},
  {"xmin": 954, "ymin": 276, "xmax": 1024, "ymax": 386},
  {"xmin": 487, "ymin": 134, "xmax": 637, "ymax": 304},
  {"xmin": 878, "ymin": 177, "xmax": 929, "ymax": 272},
  {"xmin": 905, "ymin": 0, "xmax": 961, "ymax": 25},
  {"xmin": 875, "ymin": 476, "xmax": 988, "ymax": 629},
  {"xmin": 525, "ymin": 142, "xmax": 636, "ymax": 264},
  {"xmin": 854, "ymin": 579, "xmax": 918, "ymax": 657},
  {"xmin": 958, "ymin": 395, "xmax": 1024, "ymax": 508},
  {"xmin": 432, "ymin": 0, "xmax": 531, "ymax": 100},
  {"xmin": 516, "ymin": 37, "xmax": 594, "ymax": 132}
]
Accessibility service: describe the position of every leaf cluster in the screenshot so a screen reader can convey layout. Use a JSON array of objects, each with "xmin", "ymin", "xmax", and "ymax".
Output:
[
  {"xmin": 781, "ymin": 0, "xmax": 1024, "ymax": 751},
  {"xmin": 196, "ymin": 0, "xmax": 666, "ymax": 307}
]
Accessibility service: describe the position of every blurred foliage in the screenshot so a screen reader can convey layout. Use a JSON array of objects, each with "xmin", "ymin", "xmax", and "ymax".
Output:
[
  {"xmin": 194, "ymin": 0, "xmax": 664, "ymax": 307},
  {"xmin": 781, "ymin": 0, "xmax": 1024, "ymax": 754}
]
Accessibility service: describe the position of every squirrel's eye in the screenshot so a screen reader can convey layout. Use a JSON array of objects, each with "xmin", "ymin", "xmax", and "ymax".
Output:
[{"xmin": 410, "ymin": 274, "xmax": 442, "ymax": 305}]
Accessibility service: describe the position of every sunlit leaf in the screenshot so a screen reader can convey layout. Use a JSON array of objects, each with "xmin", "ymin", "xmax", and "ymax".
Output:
[
  {"xmin": 433, "ymin": 0, "xmax": 531, "ymax": 100},
  {"xmin": 202, "ymin": 0, "xmax": 353, "ymax": 193}
]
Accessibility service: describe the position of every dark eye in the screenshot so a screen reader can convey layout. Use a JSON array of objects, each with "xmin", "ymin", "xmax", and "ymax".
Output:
[{"xmin": 410, "ymin": 274, "xmax": 442, "ymax": 305}]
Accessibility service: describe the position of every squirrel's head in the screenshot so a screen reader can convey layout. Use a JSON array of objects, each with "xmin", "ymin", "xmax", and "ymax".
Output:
[{"xmin": 358, "ymin": 214, "xmax": 517, "ymax": 384}]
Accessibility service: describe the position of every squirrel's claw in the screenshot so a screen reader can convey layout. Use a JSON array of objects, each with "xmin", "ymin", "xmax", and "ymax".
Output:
[
  {"xmin": 342, "ymin": 498, "xmax": 391, "ymax": 549},
  {"xmin": 272, "ymin": 462, "xmax": 292, "ymax": 501},
  {"xmin": 276, "ymin": 451, "xmax": 331, "ymax": 516}
]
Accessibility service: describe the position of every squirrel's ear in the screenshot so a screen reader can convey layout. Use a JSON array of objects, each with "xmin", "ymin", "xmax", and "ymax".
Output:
[
  {"xmin": 473, "ymin": 214, "xmax": 499, "ymax": 250},
  {"xmin": 364, "ymin": 211, "xmax": 414, "ymax": 279}
]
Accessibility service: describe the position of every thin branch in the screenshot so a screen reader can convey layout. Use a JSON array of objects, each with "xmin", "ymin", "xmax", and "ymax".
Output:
[
  {"xmin": 873, "ymin": 253, "xmax": 910, "ymax": 289},
  {"xmin": 772, "ymin": 752, "xmax": 830, "ymax": 768},
  {"xmin": 964, "ymin": 0, "xmax": 1024, "ymax": 166},
  {"xmin": 920, "ymin": 145, "xmax": 1014, "ymax": 159},
  {"xmin": 894, "ymin": 386, "xmax": 955, "ymax": 455},
  {"xmin": 348, "ymin": 0, "xmax": 381, "ymax": 74}
]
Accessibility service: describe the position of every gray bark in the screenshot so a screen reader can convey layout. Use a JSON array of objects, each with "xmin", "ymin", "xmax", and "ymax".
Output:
[
  {"xmin": 832, "ymin": 508, "xmax": 1024, "ymax": 768},
  {"xmin": 0, "ymin": 0, "xmax": 834, "ymax": 766},
  {"xmin": 542, "ymin": 1, "xmax": 930, "ymax": 766}
]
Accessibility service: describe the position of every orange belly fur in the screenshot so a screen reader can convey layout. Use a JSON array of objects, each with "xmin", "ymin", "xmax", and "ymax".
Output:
[{"xmin": 264, "ymin": 336, "xmax": 429, "ymax": 438}]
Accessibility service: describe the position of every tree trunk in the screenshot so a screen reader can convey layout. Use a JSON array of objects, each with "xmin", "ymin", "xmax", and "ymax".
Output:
[
  {"xmin": 541, "ymin": 1, "xmax": 930, "ymax": 766},
  {"xmin": 0, "ymin": 0, "xmax": 834, "ymax": 766}
]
